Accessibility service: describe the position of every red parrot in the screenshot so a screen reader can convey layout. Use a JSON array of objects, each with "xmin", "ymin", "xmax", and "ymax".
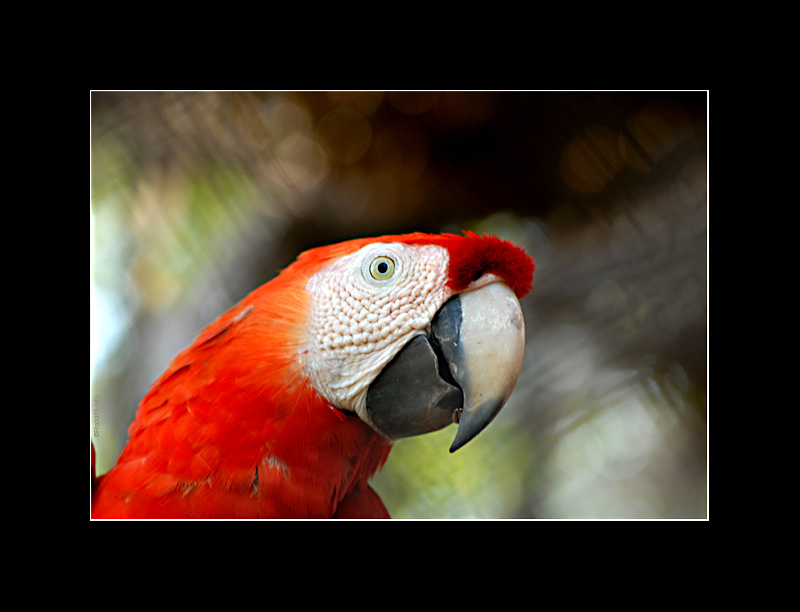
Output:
[{"xmin": 91, "ymin": 231, "xmax": 534, "ymax": 518}]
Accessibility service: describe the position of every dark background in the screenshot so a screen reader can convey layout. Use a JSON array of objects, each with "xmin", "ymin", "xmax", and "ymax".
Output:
[{"xmin": 91, "ymin": 91, "xmax": 707, "ymax": 518}]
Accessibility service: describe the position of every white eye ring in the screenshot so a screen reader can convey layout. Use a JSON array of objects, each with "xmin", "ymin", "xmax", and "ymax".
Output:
[{"xmin": 369, "ymin": 256, "xmax": 395, "ymax": 280}]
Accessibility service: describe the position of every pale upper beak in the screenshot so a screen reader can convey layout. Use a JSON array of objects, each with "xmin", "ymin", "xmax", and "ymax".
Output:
[{"xmin": 365, "ymin": 279, "xmax": 526, "ymax": 452}]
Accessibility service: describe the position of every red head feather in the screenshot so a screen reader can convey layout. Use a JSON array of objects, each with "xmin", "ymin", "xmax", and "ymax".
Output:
[{"xmin": 418, "ymin": 230, "xmax": 535, "ymax": 298}]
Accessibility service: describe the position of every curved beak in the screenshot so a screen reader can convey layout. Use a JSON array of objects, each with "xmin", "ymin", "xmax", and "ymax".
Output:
[{"xmin": 365, "ymin": 281, "xmax": 526, "ymax": 452}]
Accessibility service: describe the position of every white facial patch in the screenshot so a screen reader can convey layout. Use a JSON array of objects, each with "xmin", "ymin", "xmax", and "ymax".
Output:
[{"xmin": 301, "ymin": 242, "xmax": 452, "ymax": 418}]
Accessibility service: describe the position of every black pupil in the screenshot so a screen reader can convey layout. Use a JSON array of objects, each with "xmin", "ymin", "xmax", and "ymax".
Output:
[{"xmin": 377, "ymin": 261, "xmax": 389, "ymax": 274}]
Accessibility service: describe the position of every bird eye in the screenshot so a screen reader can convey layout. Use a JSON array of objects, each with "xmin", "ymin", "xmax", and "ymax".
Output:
[{"xmin": 369, "ymin": 256, "xmax": 395, "ymax": 280}]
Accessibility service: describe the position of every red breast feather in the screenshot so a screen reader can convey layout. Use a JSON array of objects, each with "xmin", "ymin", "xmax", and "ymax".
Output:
[{"xmin": 92, "ymin": 257, "xmax": 391, "ymax": 518}]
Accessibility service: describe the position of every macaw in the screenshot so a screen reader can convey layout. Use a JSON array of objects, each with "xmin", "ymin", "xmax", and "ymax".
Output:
[{"xmin": 91, "ymin": 231, "xmax": 534, "ymax": 518}]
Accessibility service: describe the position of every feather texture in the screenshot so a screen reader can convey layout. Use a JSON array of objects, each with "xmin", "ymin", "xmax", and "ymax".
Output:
[
  {"xmin": 91, "ymin": 231, "xmax": 533, "ymax": 518},
  {"xmin": 92, "ymin": 249, "xmax": 391, "ymax": 518}
]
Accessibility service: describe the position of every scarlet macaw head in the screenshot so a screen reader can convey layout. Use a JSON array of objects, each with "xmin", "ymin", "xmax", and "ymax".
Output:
[
  {"xmin": 92, "ymin": 229, "xmax": 535, "ymax": 519},
  {"xmin": 298, "ymin": 231, "xmax": 534, "ymax": 452}
]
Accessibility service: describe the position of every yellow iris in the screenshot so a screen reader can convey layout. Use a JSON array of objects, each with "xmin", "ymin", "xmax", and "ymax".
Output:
[{"xmin": 369, "ymin": 256, "xmax": 395, "ymax": 280}]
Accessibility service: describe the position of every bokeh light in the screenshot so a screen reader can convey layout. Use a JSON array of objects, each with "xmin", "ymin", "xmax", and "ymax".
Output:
[{"xmin": 90, "ymin": 91, "xmax": 707, "ymax": 518}]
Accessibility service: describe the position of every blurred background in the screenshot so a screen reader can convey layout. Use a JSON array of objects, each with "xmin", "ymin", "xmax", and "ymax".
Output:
[{"xmin": 90, "ymin": 91, "xmax": 707, "ymax": 519}]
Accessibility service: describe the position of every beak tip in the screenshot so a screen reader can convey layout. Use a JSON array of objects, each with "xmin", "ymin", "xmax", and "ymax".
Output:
[
  {"xmin": 448, "ymin": 437, "xmax": 469, "ymax": 453},
  {"xmin": 449, "ymin": 434, "xmax": 470, "ymax": 453},
  {"xmin": 448, "ymin": 429, "xmax": 466, "ymax": 453},
  {"xmin": 447, "ymin": 422, "xmax": 487, "ymax": 453},
  {"xmin": 447, "ymin": 397, "xmax": 506, "ymax": 453}
]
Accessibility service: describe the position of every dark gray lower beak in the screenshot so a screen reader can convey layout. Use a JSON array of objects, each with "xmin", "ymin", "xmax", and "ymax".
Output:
[
  {"xmin": 364, "ymin": 333, "xmax": 463, "ymax": 440},
  {"xmin": 365, "ymin": 282, "xmax": 525, "ymax": 452}
]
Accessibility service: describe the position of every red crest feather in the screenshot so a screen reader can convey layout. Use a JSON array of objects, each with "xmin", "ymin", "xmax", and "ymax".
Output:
[{"xmin": 398, "ymin": 230, "xmax": 535, "ymax": 298}]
